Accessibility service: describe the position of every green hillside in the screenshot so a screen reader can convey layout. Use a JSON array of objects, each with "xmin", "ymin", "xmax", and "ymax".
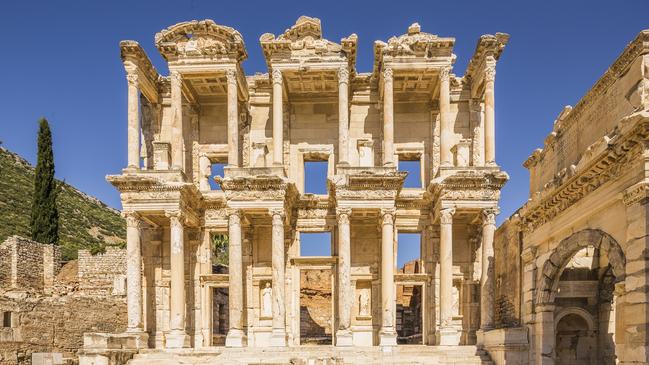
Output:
[{"xmin": 0, "ymin": 147, "xmax": 125, "ymax": 260}]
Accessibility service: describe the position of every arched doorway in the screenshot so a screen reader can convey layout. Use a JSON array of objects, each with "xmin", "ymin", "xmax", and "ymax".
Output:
[
  {"xmin": 534, "ymin": 229, "xmax": 625, "ymax": 365},
  {"xmin": 554, "ymin": 308, "xmax": 595, "ymax": 365}
]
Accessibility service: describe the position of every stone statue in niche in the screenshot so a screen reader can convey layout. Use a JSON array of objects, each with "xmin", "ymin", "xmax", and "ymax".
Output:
[
  {"xmin": 261, "ymin": 282, "xmax": 272, "ymax": 318},
  {"xmin": 359, "ymin": 288, "xmax": 370, "ymax": 317}
]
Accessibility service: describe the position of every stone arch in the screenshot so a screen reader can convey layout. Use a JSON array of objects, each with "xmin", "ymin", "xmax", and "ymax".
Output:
[
  {"xmin": 536, "ymin": 229, "xmax": 625, "ymax": 306},
  {"xmin": 554, "ymin": 307, "xmax": 595, "ymax": 333}
]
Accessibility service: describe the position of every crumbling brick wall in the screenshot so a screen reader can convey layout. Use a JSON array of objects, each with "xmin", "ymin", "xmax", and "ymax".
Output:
[{"xmin": 77, "ymin": 247, "xmax": 126, "ymax": 296}]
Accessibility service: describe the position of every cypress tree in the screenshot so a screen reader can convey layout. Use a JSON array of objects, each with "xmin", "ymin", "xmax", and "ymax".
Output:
[{"xmin": 30, "ymin": 118, "xmax": 59, "ymax": 245}]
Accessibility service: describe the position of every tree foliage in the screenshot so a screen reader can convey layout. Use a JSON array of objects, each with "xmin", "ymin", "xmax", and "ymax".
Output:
[
  {"xmin": 211, "ymin": 233, "xmax": 229, "ymax": 266},
  {"xmin": 30, "ymin": 118, "xmax": 59, "ymax": 245}
]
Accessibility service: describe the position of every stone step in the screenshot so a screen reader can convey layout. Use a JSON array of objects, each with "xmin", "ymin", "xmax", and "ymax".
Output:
[{"xmin": 129, "ymin": 346, "xmax": 493, "ymax": 365}]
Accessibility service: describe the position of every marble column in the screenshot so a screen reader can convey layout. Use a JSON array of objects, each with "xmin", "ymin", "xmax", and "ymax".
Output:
[
  {"xmin": 226, "ymin": 69, "xmax": 239, "ymax": 167},
  {"xmin": 484, "ymin": 62, "xmax": 496, "ymax": 166},
  {"xmin": 226, "ymin": 210, "xmax": 246, "ymax": 347},
  {"xmin": 272, "ymin": 69, "xmax": 284, "ymax": 166},
  {"xmin": 439, "ymin": 207, "xmax": 459, "ymax": 345},
  {"xmin": 166, "ymin": 211, "xmax": 188, "ymax": 348},
  {"xmin": 480, "ymin": 208, "xmax": 497, "ymax": 330},
  {"xmin": 269, "ymin": 208, "xmax": 287, "ymax": 346},
  {"xmin": 124, "ymin": 212, "xmax": 144, "ymax": 332},
  {"xmin": 336, "ymin": 207, "xmax": 353, "ymax": 346},
  {"xmin": 382, "ymin": 67, "xmax": 395, "ymax": 166},
  {"xmin": 170, "ymin": 71, "xmax": 184, "ymax": 170},
  {"xmin": 126, "ymin": 73, "xmax": 140, "ymax": 169},
  {"xmin": 379, "ymin": 208, "xmax": 397, "ymax": 346},
  {"xmin": 439, "ymin": 67, "xmax": 452, "ymax": 167},
  {"xmin": 338, "ymin": 67, "xmax": 350, "ymax": 165}
]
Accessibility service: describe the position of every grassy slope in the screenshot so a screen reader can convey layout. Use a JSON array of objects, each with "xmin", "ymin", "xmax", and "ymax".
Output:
[{"xmin": 0, "ymin": 147, "xmax": 125, "ymax": 260}]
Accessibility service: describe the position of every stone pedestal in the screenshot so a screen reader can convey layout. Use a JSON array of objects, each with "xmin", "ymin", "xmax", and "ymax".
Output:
[
  {"xmin": 336, "ymin": 330, "xmax": 353, "ymax": 347},
  {"xmin": 225, "ymin": 329, "xmax": 247, "ymax": 347},
  {"xmin": 439, "ymin": 327, "xmax": 461, "ymax": 346}
]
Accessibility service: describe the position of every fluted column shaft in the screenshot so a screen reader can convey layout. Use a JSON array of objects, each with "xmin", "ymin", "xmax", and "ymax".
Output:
[
  {"xmin": 270, "ymin": 208, "xmax": 287, "ymax": 346},
  {"xmin": 126, "ymin": 73, "xmax": 140, "ymax": 169},
  {"xmin": 382, "ymin": 68, "xmax": 394, "ymax": 166},
  {"xmin": 480, "ymin": 209, "xmax": 497, "ymax": 330},
  {"xmin": 125, "ymin": 212, "xmax": 143, "ymax": 332},
  {"xmin": 379, "ymin": 208, "xmax": 397, "ymax": 346},
  {"xmin": 336, "ymin": 207, "xmax": 352, "ymax": 345},
  {"xmin": 484, "ymin": 63, "xmax": 496, "ymax": 165},
  {"xmin": 226, "ymin": 210, "xmax": 246, "ymax": 347},
  {"xmin": 338, "ymin": 67, "xmax": 350, "ymax": 164},
  {"xmin": 170, "ymin": 71, "xmax": 183, "ymax": 170},
  {"xmin": 227, "ymin": 70, "xmax": 239, "ymax": 167},
  {"xmin": 439, "ymin": 208, "xmax": 455, "ymax": 329},
  {"xmin": 272, "ymin": 69, "xmax": 284, "ymax": 165},
  {"xmin": 439, "ymin": 67, "xmax": 452, "ymax": 166}
]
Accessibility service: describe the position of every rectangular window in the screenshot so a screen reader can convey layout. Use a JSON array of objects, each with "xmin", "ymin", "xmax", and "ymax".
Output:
[
  {"xmin": 399, "ymin": 158, "xmax": 422, "ymax": 188},
  {"xmin": 211, "ymin": 233, "xmax": 229, "ymax": 273},
  {"xmin": 209, "ymin": 162, "xmax": 226, "ymax": 190},
  {"xmin": 300, "ymin": 232, "xmax": 332, "ymax": 257},
  {"xmin": 2, "ymin": 312, "xmax": 12, "ymax": 328},
  {"xmin": 304, "ymin": 161, "xmax": 328, "ymax": 195},
  {"xmin": 397, "ymin": 232, "xmax": 422, "ymax": 273}
]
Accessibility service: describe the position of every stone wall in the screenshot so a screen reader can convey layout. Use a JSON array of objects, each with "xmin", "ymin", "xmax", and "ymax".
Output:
[
  {"xmin": 0, "ymin": 237, "xmax": 127, "ymax": 364},
  {"xmin": 0, "ymin": 290, "xmax": 126, "ymax": 364},
  {"xmin": 493, "ymin": 218, "xmax": 521, "ymax": 328},
  {"xmin": 0, "ymin": 236, "xmax": 60, "ymax": 292},
  {"xmin": 299, "ymin": 269, "xmax": 332, "ymax": 344},
  {"xmin": 77, "ymin": 247, "xmax": 126, "ymax": 296}
]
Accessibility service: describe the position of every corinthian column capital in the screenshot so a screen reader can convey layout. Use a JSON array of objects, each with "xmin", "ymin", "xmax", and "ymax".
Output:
[
  {"xmin": 482, "ymin": 208, "xmax": 499, "ymax": 226},
  {"xmin": 126, "ymin": 73, "xmax": 139, "ymax": 86},
  {"xmin": 383, "ymin": 67, "xmax": 393, "ymax": 83},
  {"xmin": 380, "ymin": 208, "xmax": 396, "ymax": 226},
  {"xmin": 170, "ymin": 70, "xmax": 182, "ymax": 83},
  {"xmin": 439, "ymin": 207, "xmax": 456, "ymax": 225},
  {"xmin": 439, "ymin": 66, "xmax": 451, "ymax": 82},
  {"xmin": 122, "ymin": 211, "xmax": 142, "ymax": 228},
  {"xmin": 269, "ymin": 208, "xmax": 285, "ymax": 223},
  {"xmin": 226, "ymin": 69, "xmax": 237, "ymax": 85},
  {"xmin": 336, "ymin": 207, "xmax": 352, "ymax": 224},
  {"xmin": 338, "ymin": 67, "xmax": 349, "ymax": 84},
  {"xmin": 272, "ymin": 68, "xmax": 283, "ymax": 85},
  {"xmin": 484, "ymin": 65, "xmax": 496, "ymax": 83},
  {"xmin": 165, "ymin": 210, "xmax": 185, "ymax": 225}
]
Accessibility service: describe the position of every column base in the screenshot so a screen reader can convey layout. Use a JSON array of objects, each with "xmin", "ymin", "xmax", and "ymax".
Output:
[
  {"xmin": 270, "ymin": 329, "xmax": 287, "ymax": 347},
  {"xmin": 335, "ymin": 329, "xmax": 353, "ymax": 346},
  {"xmin": 165, "ymin": 330, "xmax": 189, "ymax": 349},
  {"xmin": 225, "ymin": 329, "xmax": 247, "ymax": 347},
  {"xmin": 379, "ymin": 329, "xmax": 397, "ymax": 347},
  {"xmin": 124, "ymin": 329, "xmax": 149, "ymax": 349},
  {"xmin": 438, "ymin": 327, "xmax": 460, "ymax": 346}
]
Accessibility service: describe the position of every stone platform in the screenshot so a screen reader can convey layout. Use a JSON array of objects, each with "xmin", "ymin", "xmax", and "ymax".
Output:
[{"xmin": 128, "ymin": 346, "xmax": 493, "ymax": 365}]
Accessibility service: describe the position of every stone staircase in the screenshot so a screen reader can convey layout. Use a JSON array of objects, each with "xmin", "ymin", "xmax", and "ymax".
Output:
[{"xmin": 128, "ymin": 346, "xmax": 493, "ymax": 365}]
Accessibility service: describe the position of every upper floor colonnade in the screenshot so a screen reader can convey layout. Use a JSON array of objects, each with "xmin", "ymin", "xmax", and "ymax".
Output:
[{"xmin": 120, "ymin": 17, "xmax": 508, "ymax": 180}]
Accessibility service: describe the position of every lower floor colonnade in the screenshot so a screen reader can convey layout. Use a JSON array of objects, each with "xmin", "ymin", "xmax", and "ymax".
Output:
[{"xmin": 122, "ymin": 204, "xmax": 499, "ymax": 349}]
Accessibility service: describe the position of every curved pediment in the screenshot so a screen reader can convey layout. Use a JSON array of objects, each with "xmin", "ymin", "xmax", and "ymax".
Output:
[
  {"xmin": 260, "ymin": 16, "xmax": 357, "ymax": 68},
  {"xmin": 155, "ymin": 19, "xmax": 247, "ymax": 62}
]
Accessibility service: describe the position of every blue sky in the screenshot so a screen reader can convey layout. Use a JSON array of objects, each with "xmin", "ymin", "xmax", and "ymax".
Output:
[{"xmin": 1, "ymin": 0, "xmax": 648, "ymax": 240}]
